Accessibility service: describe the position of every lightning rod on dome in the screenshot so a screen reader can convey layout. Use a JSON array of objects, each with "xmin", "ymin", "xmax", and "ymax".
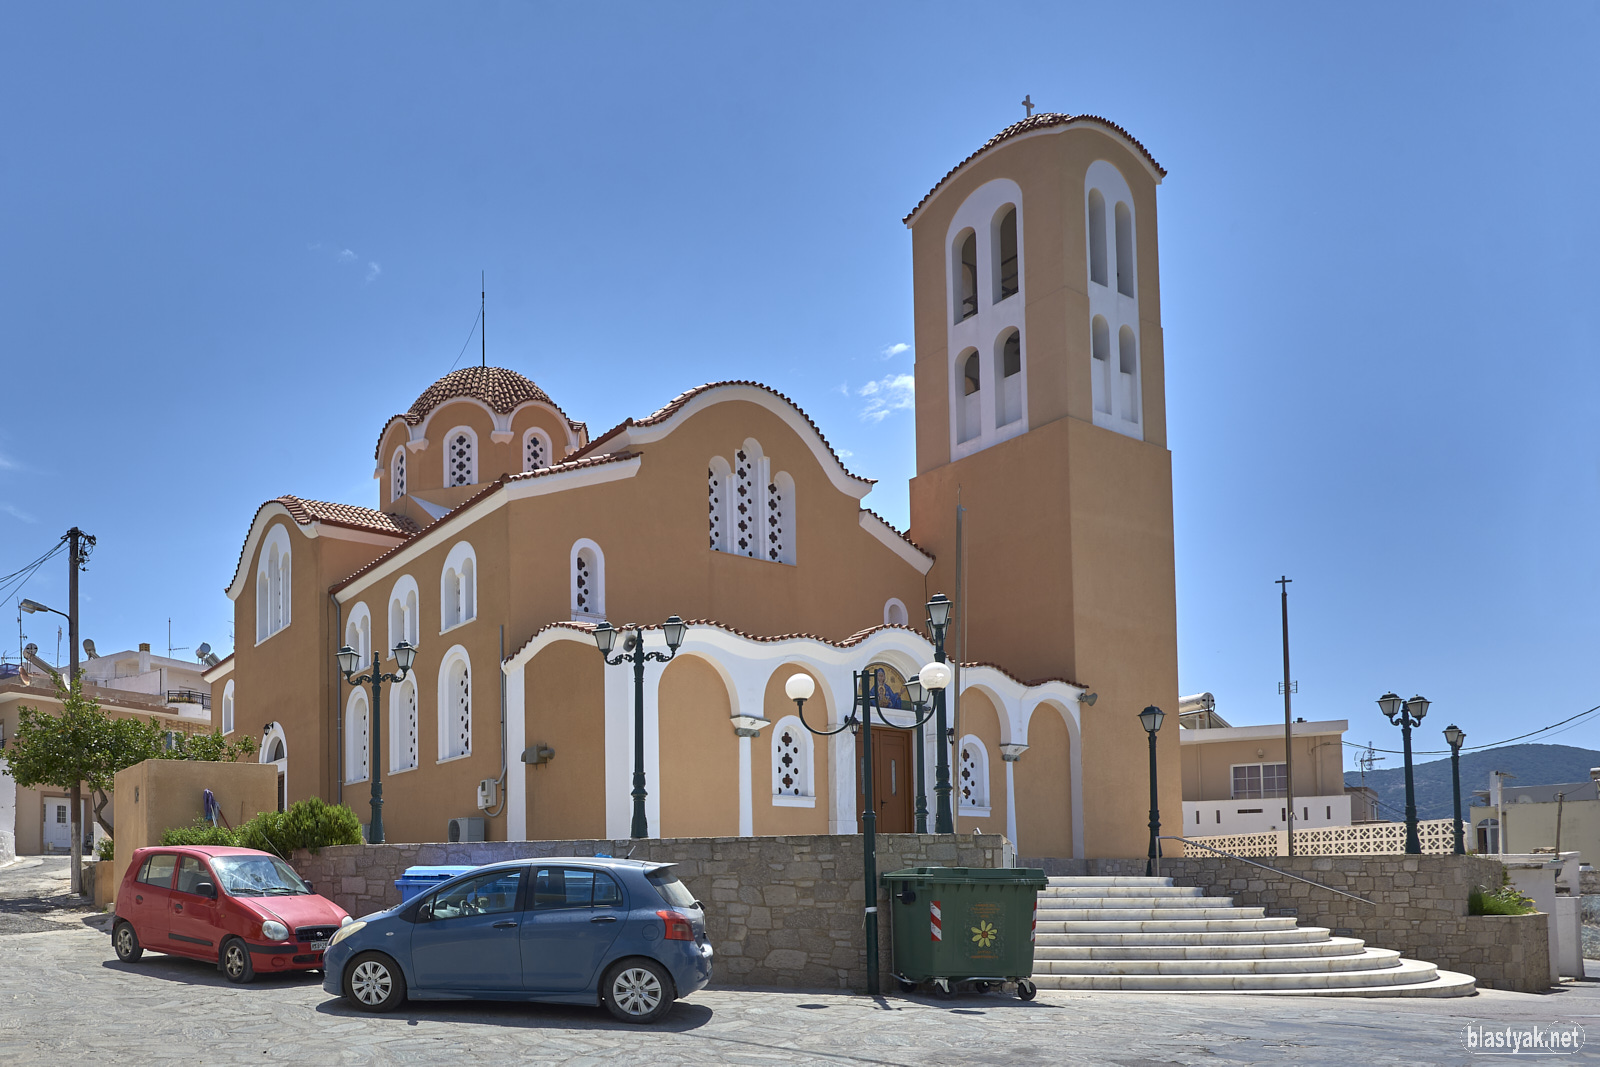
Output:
[{"xmin": 481, "ymin": 270, "xmax": 486, "ymax": 368}]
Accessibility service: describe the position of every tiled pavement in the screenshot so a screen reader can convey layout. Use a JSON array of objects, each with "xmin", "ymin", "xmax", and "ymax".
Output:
[{"xmin": 2, "ymin": 918, "xmax": 1599, "ymax": 1066}]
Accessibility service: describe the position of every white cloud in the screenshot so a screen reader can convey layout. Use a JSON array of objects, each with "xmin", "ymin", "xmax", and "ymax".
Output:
[
  {"xmin": 881, "ymin": 342, "xmax": 910, "ymax": 358},
  {"xmin": 0, "ymin": 452, "xmax": 20, "ymax": 471},
  {"xmin": 338, "ymin": 248, "xmax": 356, "ymax": 262},
  {"xmin": 366, "ymin": 262, "xmax": 382, "ymax": 281},
  {"xmin": 859, "ymin": 373, "xmax": 915, "ymax": 423},
  {"xmin": 835, "ymin": 382, "xmax": 850, "ymax": 397},
  {"xmin": 838, "ymin": 448, "xmax": 854, "ymax": 459},
  {"xmin": 1, "ymin": 502, "xmax": 37, "ymax": 523}
]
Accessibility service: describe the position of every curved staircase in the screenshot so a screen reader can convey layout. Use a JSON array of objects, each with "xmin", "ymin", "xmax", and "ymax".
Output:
[{"xmin": 1031, "ymin": 876, "xmax": 1476, "ymax": 997}]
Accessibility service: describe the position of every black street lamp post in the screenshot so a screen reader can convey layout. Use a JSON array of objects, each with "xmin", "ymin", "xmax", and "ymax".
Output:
[
  {"xmin": 593, "ymin": 617, "xmax": 686, "ymax": 839},
  {"xmin": 906, "ymin": 674, "xmax": 931, "ymax": 833},
  {"xmin": 1139, "ymin": 705, "xmax": 1165, "ymax": 876},
  {"xmin": 1443, "ymin": 723, "xmax": 1466, "ymax": 855},
  {"xmin": 336, "ymin": 639, "xmax": 417, "ymax": 844},
  {"xmin": 1378, "ymin": 692, "xmax": 1430, "ymax": 855},
  {"xmin": 926, "ymin": 593, "xmax": 955, "ymax": 833}
]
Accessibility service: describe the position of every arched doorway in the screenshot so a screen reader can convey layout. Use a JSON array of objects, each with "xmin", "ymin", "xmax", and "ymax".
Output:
[
  {"xmin": 860, "ymin": 663, "xmax": 915, "ymax": 833},
  {"xmin": 260, "ymin": 723, "xmax": 287, "ymax": 812}
]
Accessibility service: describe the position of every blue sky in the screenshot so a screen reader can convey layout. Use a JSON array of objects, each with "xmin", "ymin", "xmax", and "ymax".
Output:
[{"xmin": 2, "ymin": 4, "xmax": 1596, "ymax": 771}]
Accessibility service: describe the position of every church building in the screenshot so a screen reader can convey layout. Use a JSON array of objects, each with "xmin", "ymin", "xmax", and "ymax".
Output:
[{"xmin": 205, "ymin": 112, "xmax": 1181, "ymax": 860}]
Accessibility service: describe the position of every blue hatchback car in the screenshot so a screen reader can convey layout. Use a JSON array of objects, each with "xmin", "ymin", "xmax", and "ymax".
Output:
[{"xmin": 322, "ymin": 858, "xmax": 712, "ymax": 1022}]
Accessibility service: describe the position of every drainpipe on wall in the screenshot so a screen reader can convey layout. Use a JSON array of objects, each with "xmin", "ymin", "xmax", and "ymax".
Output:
[
  {"xmin": 481, "ymin": 625, "xmax": 509, "ymax": 820},
  {"xmin": 329, "ymin": 592, "xmax": 342, "ymax": 807}
]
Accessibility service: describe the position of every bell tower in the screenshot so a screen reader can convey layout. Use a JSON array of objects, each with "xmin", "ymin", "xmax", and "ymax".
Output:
[{"xmin": 905, "ymin": 114, "xmax": 1180, "ymax": 858}]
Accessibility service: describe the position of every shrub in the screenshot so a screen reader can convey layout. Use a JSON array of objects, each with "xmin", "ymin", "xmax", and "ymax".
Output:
[
  {"xmin": 1469, "ymin": 873, "xmax": 1537, "ymax": 916},
  {"xmin": 234, "ymin": 797, "xmax": 363, "ymax": 858},
  {"xmin": 161, "ymin": 818, "xmax": 239, "ymax": 848},
  {"xmin": 95, "ymin": 837, "xmax": 115, "ymax": 862}
]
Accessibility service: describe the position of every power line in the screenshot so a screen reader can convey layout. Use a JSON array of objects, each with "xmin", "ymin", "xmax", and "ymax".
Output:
[{"xmin": 1342, "ymin": 702, "xmax": 1600, "ymax": 758}]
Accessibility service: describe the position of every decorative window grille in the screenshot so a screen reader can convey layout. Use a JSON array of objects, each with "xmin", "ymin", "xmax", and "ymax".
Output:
[
  {"xmin": 734, "ymin": 448, "xmax": 757, "ymax": 557},
  {"xmin": 765, "ymin": 480, "xmax": 784, "ymax": 562},
  {"xmin": 347, "ymin": 693, "xmax": 368, "ymax": 783},
  {"xmin": 523, "ymin": 430, "xmax": 548, "ymax": 472},
  {"xmin": 392, "ymin": 448, "xmax": 406, "ymax": 500},
  {"xmin": 775, "ymin": 725, "xmax": 803, "ymax": 796},
  {"xmin": 959, "ymin": 738, "xmax": 988, "ymax": 809},
  {"xmin": 708, "ymin": 464, "xmax": 725, "ymax": 550},
  {"xmin": 395, "ymin": 680, "xmax": 418, "ymax": 772},
  {"xmin": 575, "ymin": 552, "xmax": 591, "ymax": 614},
  {"xmin": 448, "ymin": 431, "xmax": 475, "ymax": 487},
  {"xmin": 447, "ymin": 660, "xmax": 471, "ymax": 759}
]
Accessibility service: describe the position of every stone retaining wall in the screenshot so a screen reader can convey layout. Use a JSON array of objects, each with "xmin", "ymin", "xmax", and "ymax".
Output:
[
  {"xmin": 1020, "ymin": 854, "xmax": 1548, "ymax": 992},
  {"xmin": 291, "ymin": 833, "xmax": 1007, "ymax": 991}
]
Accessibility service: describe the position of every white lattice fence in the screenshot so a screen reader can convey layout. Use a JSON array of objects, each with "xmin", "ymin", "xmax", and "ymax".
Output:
[{"xmin": 1181, "ymin": 819, "xmax": 1461, "ymax": 858}]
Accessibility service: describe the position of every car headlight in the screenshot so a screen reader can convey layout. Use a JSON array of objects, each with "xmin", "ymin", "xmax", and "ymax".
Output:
[
  {"xmin": 330, "ymin": 920, "xmax": 365, "ymax": 947},
  {"xmin": 340, "ymin": 915, "xmax": 354, "ymax": 927},
  {"xmin": 261, "ymin": 920, "xmax": 289, "ymax": 942}
]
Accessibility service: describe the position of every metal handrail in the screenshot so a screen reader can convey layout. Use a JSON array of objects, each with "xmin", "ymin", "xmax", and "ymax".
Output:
[{"xmin": 1156, "ymin": 835, "xmax": 1376, "ymax": 908}]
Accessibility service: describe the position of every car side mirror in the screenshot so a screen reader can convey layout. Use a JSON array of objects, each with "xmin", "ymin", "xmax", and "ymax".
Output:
[
  {"xmin": 304, "ymin": 881, "xmax": 314, "ymax": 892},
  {"xmin": 195, "ymin": 881, "xmax": 217, "ymax": 899}
]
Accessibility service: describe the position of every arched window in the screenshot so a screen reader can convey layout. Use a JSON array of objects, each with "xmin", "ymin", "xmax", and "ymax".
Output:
[
  {"xmin": 571, "ymin": 539, "xmax": 604, "ymax": 620},
  {"xmin": 438, "ymin": 647, "xmax": 471, "ymax": 760},
  {"xmin": 993, "ymin": 206, "xmax": 1018, "ymax": 302},
  {"xmin": 522, "ymin": 428, "xmax": 551, "ymax": 473},
  {"xmin": 391, "ymin": 677, "xmax": 418, "ymax": 773},
  {"xmin": 959, "ymin": 735, "xmax": 991, "ymax": 813},
  {"xmin": 260, "ymin": 722, "xmax": 287, "ymax": 812},
  {"xmin": 221, "ymin": 680, "xmax": 235, "ymax": 735},
  {"xmin": 733, "ymin": 441, "xmax": 767, "ymax": 558},
  {"xmin": 955, "ymin": 230, "xmax": 978, "ymax": 322},
  {"xmin": 1091, "ymin": 316, "xmax": 1111, "ymax": 416},
  {"xmin": 707, "ymin": 456, "xmax": 731, "ymax": 551},
  {"xmin": 255, "ymin": 525, "xmax": 292, "ymax": 643},
  {"xmin": 345, "ymin": 603, "xmax": 372, "ymax": 669},
  {"xmin": 883, "ymin": 599, "xmax": 909, "ymax": 626},
  {"xmin": 1118, "ymin": 326, "xmax": 1140, "ymax": 425},
  {"xmin": 391, "ymin": 447, "xmax": 407, "ymax": 502},
  {"xmin": 445, "ymin": 426, "xmax": 477, "ymax": 487},
  {"xmin": 766, "ymin": 471, "xmax": 794, "ymax": 565},
  {"xmin": 345, "ymin": 689, "xmax": 369, "ymax": 783},
  {"xmin": 1087, "ymin": 188, "xmax": 1108, "ymax": 286},
  {"xmin": 996, "ymin": 330, "xmax": 1022, "ymax": 427},
  {"xmin": 388, "ymin": 575, "xmax": 420, "ymax": 653},
  {"xmin": 771, "ymin": 714, "xmax": 814, "ymax": 802},
  {"xmin": 1114, "ymin": 201, "xmax": 1135, "ymax": 297},
  {"xmin": 958, "ymin": 351, "xmax": 982, "ymax": 444},
  {"xmin": 440, "ymin": 542, "xmax": 477, "ymax": 632}
]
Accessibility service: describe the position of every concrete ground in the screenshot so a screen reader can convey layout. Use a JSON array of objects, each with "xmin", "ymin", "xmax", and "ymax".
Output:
[{"xmin": 3, "ymin": 857, "xmax": 1598, "ymax": 1066}]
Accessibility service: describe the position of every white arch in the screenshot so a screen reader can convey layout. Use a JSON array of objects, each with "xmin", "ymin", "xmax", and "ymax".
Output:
[
  {"xmin": 570, "ymin": 538, "xmax": 605, "ymax": 621},
  {"xmin": 522, "ymin": 426, "xmax": 552, "ymax": 472},
  {"xmin": 1085, "ymin": 158, "xmax": 1142, "ymax": 441},
  {"xmin": 345, "ymin": 602, "xmax": 373, "ymax": 669},
  {"xmin": 883, "ymin": 598, "xmax": 909, "ymax": 627},
  {"xmin": 387, "ymin": 574, "xmax": 420, "ymax": 655},
  {"xmin": 220, "ymin": 680, "xmax": 235, "ymax": 735},
  {"xmin": 443, "ymin": 425, "xmax": 478, "ymax": 487},
  {"xmin": 768, "ymin": 470, "xmax": 795, "ymax": 565},
  {"xmin": 437, "ymin": 643, "xmax": 472, "ymax": 761},
  {"xmin": 391, "ymin": 675, "xmax": 419, "ymax": 773},
  {"xmin": 440, "ymin": 540, "xmax": 477, "ymax": 633},
  {"xmin": 708, "ymin": 455, "xmax": 731, "ymax": 552},
  {"xmin": 344, "ymin": 688, "xmax": 369, "ymax": 784},
  {"xmin": 770, "ymin": 714, "xmax": 815, "ymax": 805},
  {"xmin": 732, "ymin": 439, "xmax": 767, "ymax": 559},
  {"xmin": 255, "ymin": 524, "xmax": 293, "ymax": 644},
  {"xmin": 259, "ymin": 721, "xmax": 287, "ymax": 812}
]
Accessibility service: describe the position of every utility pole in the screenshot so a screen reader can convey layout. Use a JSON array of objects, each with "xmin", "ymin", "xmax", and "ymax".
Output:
[
  {"xmin": 1276, "ymin": 576, "xmax": 1294, "ymax": 857},
  {"xmin": 65, "ymin": 527, "xmax": 96, "ymax": 895}
]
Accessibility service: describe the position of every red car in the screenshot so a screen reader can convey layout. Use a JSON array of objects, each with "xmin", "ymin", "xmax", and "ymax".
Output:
[{"xmin": 112, "ymin": 845, "xmax": 352, "ymax": 983}]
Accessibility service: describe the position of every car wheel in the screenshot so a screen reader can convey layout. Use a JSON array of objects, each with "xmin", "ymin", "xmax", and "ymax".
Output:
[
  {"xmin": 602, "ymin": 959, "xmax": 675, "ymax": 1023},
  {"xmin": 221, "ymin": 937, "xmax": 255, "ymax": 984},
  {"xmin": 113, "ymin": 921, "xmax": 142, "ymax": 963},
  {"xmin": 344, "ymin": 951, "xmax": 406, "ymax": 1013}
]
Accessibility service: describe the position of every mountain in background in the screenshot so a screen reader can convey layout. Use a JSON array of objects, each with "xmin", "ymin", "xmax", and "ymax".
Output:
[{"xmin": 1343, "ymin": 744, "xmax": 1600, "ymax": 822}]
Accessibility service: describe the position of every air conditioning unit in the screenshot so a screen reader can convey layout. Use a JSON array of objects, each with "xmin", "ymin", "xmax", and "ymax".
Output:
[
  {"xmin": 448, "ymin": 817, "xmax": 485, "ymax": 843},
  {"xmin": 476, "ymin": 779, "xmax": 497, "ymax": 811}
]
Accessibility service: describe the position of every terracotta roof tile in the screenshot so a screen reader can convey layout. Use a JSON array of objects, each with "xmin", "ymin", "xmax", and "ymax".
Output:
[
  {"xmin": 373, "ymin": 366, "xmax": 585, "ymax": 460},
  {"xmin": 330, "ymin": 452, "xmax": 642, "ymax": 594},
  {"xmin": 572, "ymin": 381, "xmax": 874, "ymax": 484},
  {"xmin": 905, "ymin": 113, "xmax": 1166, "ymax": 225},
  {"xmin": 275, "ymin": 496, "xmax": 424, "ymax": 538}
]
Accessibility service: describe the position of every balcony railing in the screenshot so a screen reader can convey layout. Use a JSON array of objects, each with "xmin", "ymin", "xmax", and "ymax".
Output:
[{"xmin": 166, "ymin": 689, "xmax": 212, "ymax": 709}]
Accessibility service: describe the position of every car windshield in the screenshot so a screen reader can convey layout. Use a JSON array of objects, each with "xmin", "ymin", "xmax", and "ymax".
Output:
[
  {"xmin": 647, "ymin": 867, "xmax": 698, "ymax": 909},
  {"xmin": 210, "ymin": 855, "xmax": 310, "ymax": 896}
]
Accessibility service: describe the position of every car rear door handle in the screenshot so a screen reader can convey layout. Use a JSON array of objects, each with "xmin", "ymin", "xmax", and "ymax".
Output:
[
  {"xmin": 173, "ymin": 903, "xmax": 183, "ymax": 913},
  {"xmin": 589, "ymin": 915, "xmax": 618, "ymax": 924},
  {"xmin": 492, "ymin": 920, "xmax": 519, "ymax": 929}
]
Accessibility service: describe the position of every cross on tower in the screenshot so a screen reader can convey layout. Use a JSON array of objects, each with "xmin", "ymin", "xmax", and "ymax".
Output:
[{"xmin": 1021, "ymin": 94, "xmax": 1034, "ymax": 117}]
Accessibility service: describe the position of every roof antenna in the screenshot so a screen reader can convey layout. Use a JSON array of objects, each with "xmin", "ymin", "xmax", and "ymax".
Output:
[
  {"xmin": 1021, "ymin": 94, "xmax": 1034, "ymax": 117},
  {"xmin": 481, "ymin": 270, "xmax": 486, "ymax": 368}
]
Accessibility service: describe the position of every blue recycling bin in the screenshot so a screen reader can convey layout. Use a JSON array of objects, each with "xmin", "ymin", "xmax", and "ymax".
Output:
[{"xmin": 394, "ymin": 865, "xmax": 476, "ymax": 904}]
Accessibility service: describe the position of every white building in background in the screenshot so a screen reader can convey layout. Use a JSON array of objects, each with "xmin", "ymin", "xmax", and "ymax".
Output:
[{"xmin": 80, "ymin": 642, "xmax": 214, "ymax": 721}]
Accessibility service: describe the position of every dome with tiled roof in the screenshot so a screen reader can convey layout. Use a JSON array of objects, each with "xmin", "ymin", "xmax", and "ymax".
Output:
[{"xmin": 403, "ymin": 366, "xmax": 559, "ymax": 424}]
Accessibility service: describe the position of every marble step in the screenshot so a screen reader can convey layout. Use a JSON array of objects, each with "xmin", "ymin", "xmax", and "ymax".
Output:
[
  {"xmin": 1037, "ymin": 895, "xmax": 1226, "ymax": 909},
  {"xmin": 1029, "ymin": 956, "xmax": 1445, "ymax": 992},
  {"xmin": 1039, "ymin": 885, "xmax": 1205, "ymax": 899},
  {"xmin": 1045, "ymin": 877, "xmax": 1175, "ymax": 887},
  {"xmin": 1038, "ymin": 926, "xmax": 1333, "ymax": 947},
  {"xmin": 1035, "ymin": 936, "xmax": 1369, "ymax": 961},
  {"xmin": 1033, "ymin": 947, "xmax": 1404, "ymax": 976},
  {"xmin": 1037, "ymin": 906, "xmax": 1260, "ymax": 922},
  {"xmin": 1037, "ymin": 916, "xmax": 1298, "ymax": 934},
  {"xmin": 1248, "ymin": 969, "xmax": 1478, "ymax": 998}
]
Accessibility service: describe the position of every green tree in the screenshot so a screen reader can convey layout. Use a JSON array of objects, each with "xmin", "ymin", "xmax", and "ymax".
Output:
[{"xmin": 6, "ymin": 674, "xmax": 255, "ymax": 895}]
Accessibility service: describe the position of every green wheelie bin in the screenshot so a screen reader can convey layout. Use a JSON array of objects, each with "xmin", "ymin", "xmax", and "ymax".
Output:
[{"xmin": 881, "ymin": 866, "xmax": 1048, "ymax": 999}]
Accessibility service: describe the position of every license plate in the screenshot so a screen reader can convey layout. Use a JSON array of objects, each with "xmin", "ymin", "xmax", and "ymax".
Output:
[{"xmin": 309, "ymin": 940, "xmax": 329, "ymax": 951}]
